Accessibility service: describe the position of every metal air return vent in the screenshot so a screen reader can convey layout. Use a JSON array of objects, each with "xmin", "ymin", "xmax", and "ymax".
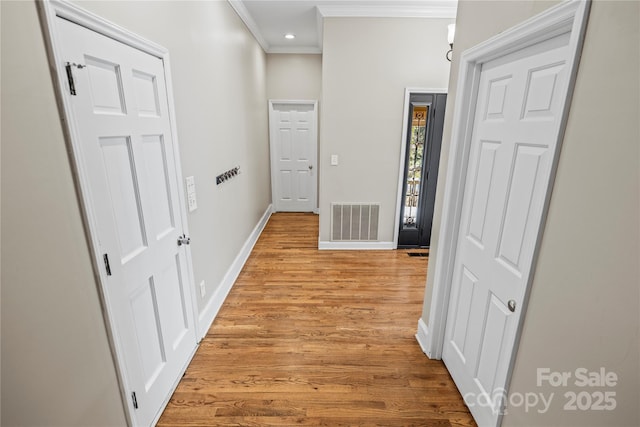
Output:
[{"xmin": 330, "ymin": 203, "xmax": 380, "ymax": 241}]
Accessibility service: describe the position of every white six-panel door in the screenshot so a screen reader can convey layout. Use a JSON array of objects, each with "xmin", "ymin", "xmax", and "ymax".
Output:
[
  {"xmin": 58, "ymin": 17, "xmax": 197, "ymax": 426},
  {"xmin": 269, "ymin": 101, "xmax": 318, "ymax": 212},
  {"xmin": 442, "ymin": 33, "xmax": 571, "ymax": 426}
]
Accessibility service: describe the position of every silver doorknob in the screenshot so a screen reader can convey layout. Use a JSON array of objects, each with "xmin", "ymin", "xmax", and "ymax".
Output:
[
  {"xmin": 507, "ymin": 300, "xmax": 516, "ymax": 312},
  {"xmin": 177, "ymin": 234, "xmax": 191, "ymax": 246},
  {"xmin": 309, "ymin": 165, "xmax": 313, "ymax": 170}
]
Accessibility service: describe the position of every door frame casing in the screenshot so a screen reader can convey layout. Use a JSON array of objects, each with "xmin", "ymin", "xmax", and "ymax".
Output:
[
  {"xmin": 268, "ymin": 99, "xmax": 319, "ymax": 213},
  {"xmin": 393, "ymin": 88, "xmax": 447, "ymax": 249},
  {"xmin": 37, "ymin": 1, "xmax": 200, "ymax": 425},
  {"xmin": 424, "ymin": 0, "xmax": 590, "ymax": 366}
]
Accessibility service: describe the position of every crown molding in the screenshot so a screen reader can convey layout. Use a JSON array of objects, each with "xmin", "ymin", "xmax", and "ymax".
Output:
[
  {"xmin": 227, "ymin": 0, "xmax": 270, "ymax": 51},
  {"xmin": 229, "ymin": 1, "xmax": 457, "ymax": 54},
  {"xmin": 267, "ymin": 46, "xmax": 323, "ymax": 55},
  {"xmin": 316, "ymin": 7, "xmax": 324, "ymax": 51},
  {"xmin": 317, "ymin": 2, "xmax": 457, "ymax": 19}
]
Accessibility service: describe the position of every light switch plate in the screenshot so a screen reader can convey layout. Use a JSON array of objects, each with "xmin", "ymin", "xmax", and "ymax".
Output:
[
  {"xmin": 331, "ymin": 154, "xmax": 339, "ymax": 166},
  {"xmin": 185, "ymin": 176, "xmax": 197, "ymax": 212}
]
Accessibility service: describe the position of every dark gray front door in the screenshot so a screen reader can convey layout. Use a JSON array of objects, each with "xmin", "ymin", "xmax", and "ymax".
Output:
[{"xmin": 398, "ymin": 93, "xmax": 446, "ymax": 248}]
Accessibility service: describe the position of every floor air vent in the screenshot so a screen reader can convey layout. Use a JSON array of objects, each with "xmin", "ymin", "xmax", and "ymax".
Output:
[{"xmin": 331, "ymin": 203, "xmax": 379, "ymax": 241}]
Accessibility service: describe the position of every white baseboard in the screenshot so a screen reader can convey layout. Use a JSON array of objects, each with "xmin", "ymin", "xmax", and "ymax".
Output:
[
  {"xmin": 416, "ymin": 317, "xmax": 437, "ymax": 359},
  {"xmin": 318, "ymin": 241, "xmax": 395, "ymax": 250},
  {"xmin": 197, "ymin": 204, "xmax": 273, "ymax": 339}
]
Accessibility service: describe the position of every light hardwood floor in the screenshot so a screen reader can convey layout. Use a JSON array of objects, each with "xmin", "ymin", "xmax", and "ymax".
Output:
[{"xmin": 158, "ymin": 212, "xmax": 475, "ymax": 426}]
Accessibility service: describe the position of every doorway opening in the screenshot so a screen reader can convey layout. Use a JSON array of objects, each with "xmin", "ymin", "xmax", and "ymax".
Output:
[
  {"xmin": 397, "ymin": 91, "xmax": 447, "ymax": 248},
  {"xmin": 39, "ymin": 2, "xmax": 200, "ymax": 425},
  {"xmin": 268, "ymin": 100, "xmax": 318, "ymax": 213},
  {"xmin": 420, "ymin": 2, "xmax": 590, "ymax": 426}
]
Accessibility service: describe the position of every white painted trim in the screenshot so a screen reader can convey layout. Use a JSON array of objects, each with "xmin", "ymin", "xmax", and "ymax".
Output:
[
  {"xmin": 269, "ymin": 100, "xmax": 318, "ymax": 213},
  {"xmin": 269, "ymin": 99, "xmax": 319, "ymax": 104},
  {"xmin": 227, "ymin": 0, "xmax": 270, "ymax": 52},
  {"xmin": 41, "ymin": 0, "xmax": 168, "ymax": 57},
  {"xmin": 415, "ymin": 318, "xmax": 431, "ymax": 356},
  {"xmin": 316, "ymin": 3, "xmax": 457, "ymax": 19},
  {"xmin": 37, "ymin": 1, "xmax": 201, "ymax": 425},
  {"xmin": 427, "ymin": 0, "xmax": 590, "ymax": 364},
  {"xmin": 198, "ymin": 204, "xmax": 273, "ymax": 339},
  {"xmin": 393, "ymin": 88, "xmax": 449, "ymax": 248},
  {"xmin": 316, "ymin": 7, "xmax": 324, "ymax": 52},
  {"xmin": 267, "ymin": 46, "xmax": 322, "ymax": 55},
  {"xmin": 318, "ymin": 241, "xmax": 395, "ymax": 250}
]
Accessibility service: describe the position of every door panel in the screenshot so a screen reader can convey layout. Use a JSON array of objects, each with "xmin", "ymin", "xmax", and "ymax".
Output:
[
  {"xmin": 475, "ymin": 293, "xmax": 511, "ymax": 390},
  {"xmin": 85, "ymin": 56, "xmax": 127, "ymax": 114},
  {"xmin": 442, "ymin": 34, "xmax": 570, "ymax": 426},
  {"xmin": 130, "ymin": 279, "xmax": 166, "ymax": 389},
  {"xmin": 279, "ymin": 128, "xmax": 292, "ymax": 160},
  {"xmin": 522, "ymin": 64, "xmax": 564, "ymax": 119},
  {"xmin": 100, "ymin": 136, "xmax": 147, "ymax": 259},
  {"xmin": 449, "ymin": 266, "xmax": 477, "ymax": 359},
  {"xmin": 142, "ymin": 135, "xmax": 175, "ymax": 239},
  {"xmin": 59, "ymin": 17, "xmax": 197, "ymax": 426},
  {"xmin": 497, "ymin": 144, "xmax": 548, "ymax": 270},
  {"xmin": 270, "ymin": 102, "xmax": 318, "ymax": 212},
  {"xmin": 484, "ymin": 77, "xmax": 510, "ymax": 120},
  {"xmin": 294, "ymin": 128, "xmax": 310, "ymax": 160},
  {"xmin": 467, "ymin": 140, "xmax": 500, "ymax": 247},
  {"xmin": 296, "ymin": 169, "xmax": 311, "ymax": 201},
  {"xmin": 279, "ymin": 170, "xmax": 293, "ymax": 200},
  {"xmin": 156, "ymin": 256, "xmax": 189, "ymax": 350},
  {"xmin": 132, "ymin": 70, "xmax": 161, "ymax": 117}
]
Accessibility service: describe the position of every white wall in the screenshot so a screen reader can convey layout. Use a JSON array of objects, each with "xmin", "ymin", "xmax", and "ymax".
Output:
[
  {"xmin": 266, "ymin": 54, "xmax": 322, "ymax": 101},
  {"xmin": 421, "ymin": 1, "xmax": 640, "ymax": 425},
  {"xmin": 1, "ymin": 0, "xmax": 271, "ymax": 425},
  {"xmin": 319, "ymin": 17, "xmax": 452, "ymax": 244}
]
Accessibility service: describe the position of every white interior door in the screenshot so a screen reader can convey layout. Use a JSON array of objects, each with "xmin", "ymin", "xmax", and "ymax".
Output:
[
  {"xmin": 269, "ymin": 101, "xmax": 318, "ymax": 212},
  {"xmin": 442, "ymin": 34, "xmax": 571, "ymax": 426},
  {"xmin": 58, "ymin": 18, "xmax": 197, "ymax": 426}
]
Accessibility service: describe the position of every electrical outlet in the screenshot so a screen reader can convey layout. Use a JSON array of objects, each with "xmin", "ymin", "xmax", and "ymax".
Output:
[{"xmin": 199, "ymin": 280, "xmax": 206, "ymax": 299}]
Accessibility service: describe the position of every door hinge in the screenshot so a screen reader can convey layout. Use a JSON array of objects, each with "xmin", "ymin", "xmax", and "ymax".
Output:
[
  {"xmin": 103, "ymin": 253, "xmax": 112, "ymax": 276},
  {"xmin": 65, "ymin": 62, "xmax": 77, "ymax": 96},
  {"xmin": 64, "ymin": 62, "xmax": 85, "ymax": 96},
  {"xmin": 131, "ymin": 391, "xmax": 138, "ymax": 409}
]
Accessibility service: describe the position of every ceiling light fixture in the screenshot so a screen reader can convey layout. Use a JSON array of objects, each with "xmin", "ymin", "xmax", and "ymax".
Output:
[
  {"xmin": 284, "ymin": 33, "xmax": 295, "ymax": 40},
  {"xmin": 446, "ymin": 24, "xmax": 455, "ymax": 62}
]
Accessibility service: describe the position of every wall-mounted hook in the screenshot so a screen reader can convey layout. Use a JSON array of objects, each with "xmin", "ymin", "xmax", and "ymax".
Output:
[{"xmin": 216, "ymin": 165, "xmax": 241, "ymax": 186}]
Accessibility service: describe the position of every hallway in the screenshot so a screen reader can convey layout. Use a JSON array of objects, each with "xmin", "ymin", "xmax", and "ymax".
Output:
[{"xmin": 158, "ymin": 213, "xmax": 474, "ymax": 426}]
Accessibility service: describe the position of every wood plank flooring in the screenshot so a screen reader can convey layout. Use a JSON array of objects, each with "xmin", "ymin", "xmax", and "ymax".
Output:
[{"xmin": 158, "ymin": 213, "xmax": 475, "ymax": 426}]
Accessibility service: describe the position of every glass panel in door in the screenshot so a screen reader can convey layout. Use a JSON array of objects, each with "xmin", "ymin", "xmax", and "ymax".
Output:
[{"xmin": 403, "ymin": 105, "xmax": 428, "ymax": 229}]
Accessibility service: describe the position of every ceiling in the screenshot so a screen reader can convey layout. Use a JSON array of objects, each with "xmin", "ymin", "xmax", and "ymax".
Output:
[{"xmin": 228, "ymin": 0, "xmax": 458, "ymax": 54}]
